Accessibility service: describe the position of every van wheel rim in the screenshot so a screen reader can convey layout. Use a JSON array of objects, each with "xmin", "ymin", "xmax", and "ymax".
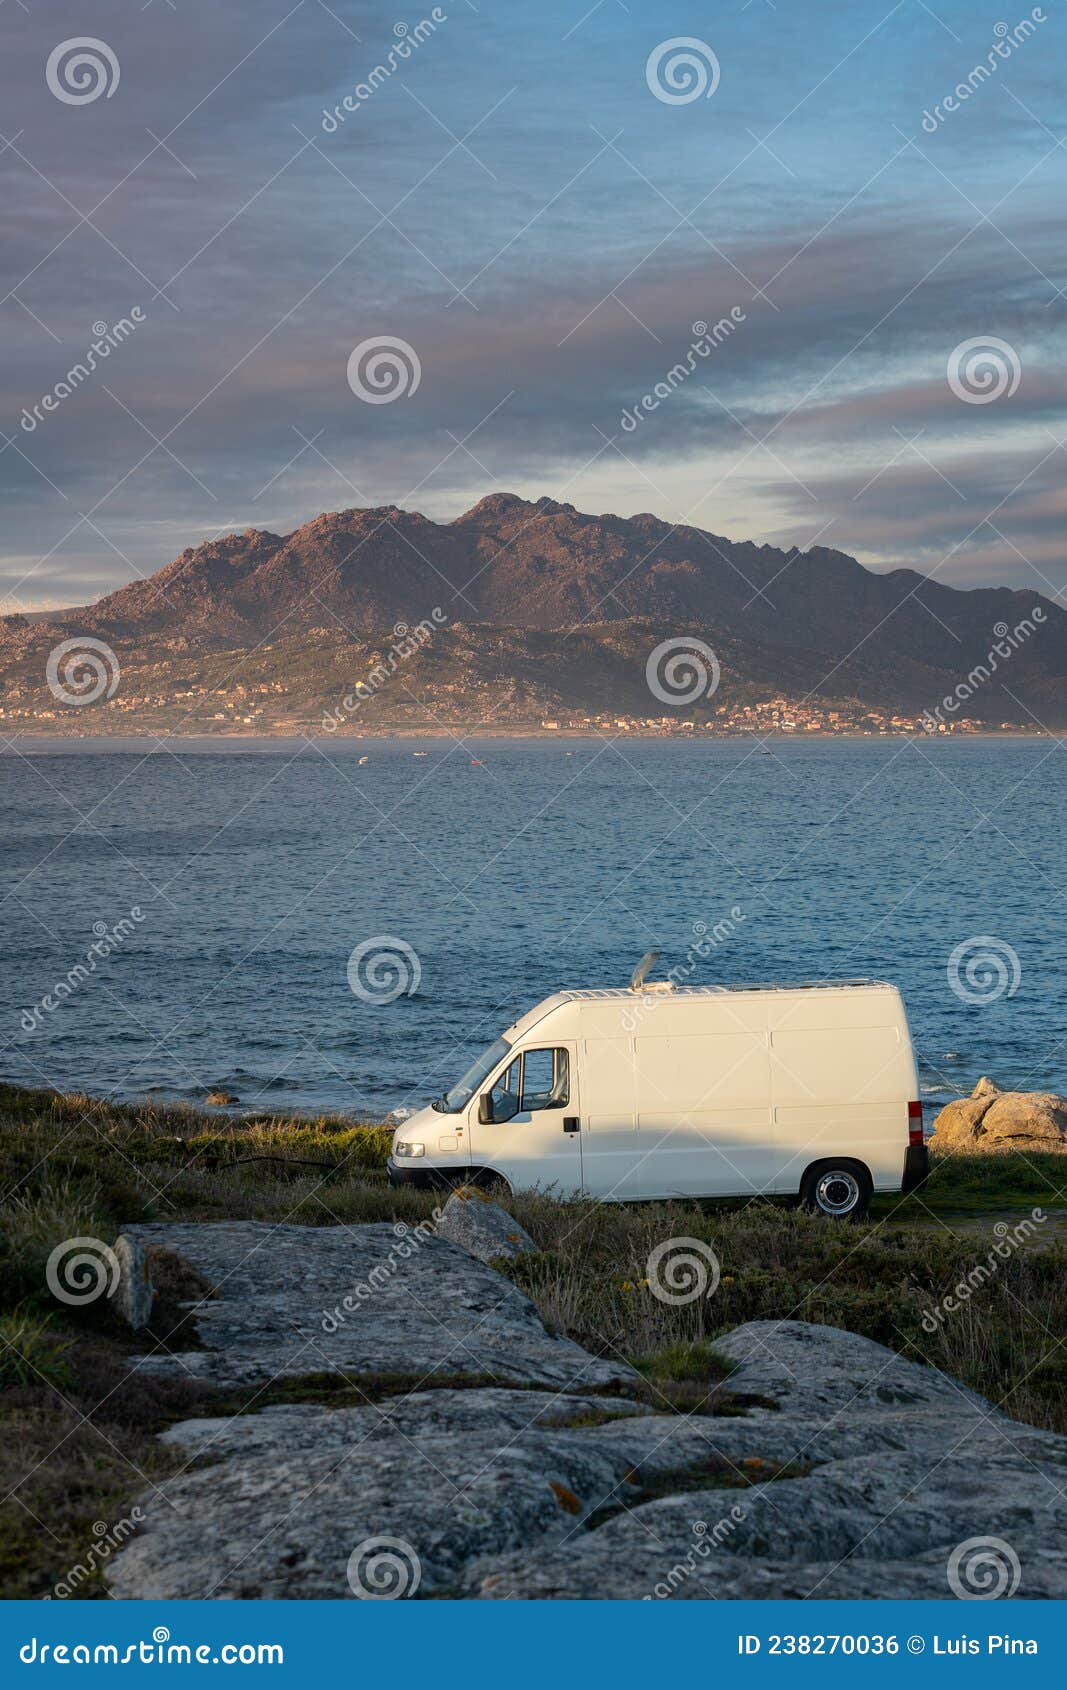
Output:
[{"xmin": 816, "ymin": 1171, "xmax": 859, "ymax": 1214}]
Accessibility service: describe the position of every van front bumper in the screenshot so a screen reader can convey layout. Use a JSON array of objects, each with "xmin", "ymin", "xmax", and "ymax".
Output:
[{"xmin": 902, "ymin": 1143, "xmax": 929, "ymax": 1193}]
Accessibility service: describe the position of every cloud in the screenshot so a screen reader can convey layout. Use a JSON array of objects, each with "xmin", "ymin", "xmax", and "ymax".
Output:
[{"xmin": 2, "ymin": 0, "xmax": 1064, "ymax": 609}]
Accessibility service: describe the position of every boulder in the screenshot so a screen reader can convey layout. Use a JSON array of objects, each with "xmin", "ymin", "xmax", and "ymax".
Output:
[
  {"xmin": 929, "ymin": 1086, "xmax": 997, "ymax": 1149},
  {"xmin": 205, "ymin": 1090, "xmax": 237, "ymax": 1106},
  {"xmin": 931, "ymin": 1078, "xmax": 1067, "ymax": 1151},
  {"xmin": 984, "ymin": 1089, "xmax": 1067, "ymax": 1147},
  {"xmin": 107, "ymin": 1234, "xmax": 155, "ymax": 1330},
  {"xmin": 434, "ymin": 1188, "xmax": 538, "ymax": 1264}
]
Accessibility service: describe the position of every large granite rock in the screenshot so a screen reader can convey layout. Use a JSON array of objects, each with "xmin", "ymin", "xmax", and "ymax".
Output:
[
  {"xmin": 931, "ymin": 1077, "xmax": 1067, "ymax": 1151},
  {"xmin": 476, "ymin": 1321, "xmax": 1067, "ymax": 1600},
  {"xmin": 434, "ymin": 1188, "xmax": 538, "ymax": 1264},
  {"xmin": 107, "ymin": 1265, "xmax": 1067, "ymax": 1601},
  {"xmin": 121, "ymin": 1220, "xmax": 630, "ymax": 1391}
]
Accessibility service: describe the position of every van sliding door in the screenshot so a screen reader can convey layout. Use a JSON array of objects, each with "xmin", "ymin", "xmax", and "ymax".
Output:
[
  {"xmin": 576, "ymin": 1037, "xmax": 643, "ymax": 1200},
  {"xmin": 632, "ymin": 1031, "xmax": 774, "ymax": 1199}
]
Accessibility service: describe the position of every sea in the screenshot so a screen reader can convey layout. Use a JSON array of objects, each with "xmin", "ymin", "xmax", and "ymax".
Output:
[{"xmin": 1, "ymin": 735, "xmax": 1063, "ymax": 1122}]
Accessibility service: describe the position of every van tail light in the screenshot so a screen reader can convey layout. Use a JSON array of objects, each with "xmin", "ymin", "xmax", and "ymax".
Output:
[{"xmin": 908, "ymin": 1100, "xmax": 924, "ymax": 1146}]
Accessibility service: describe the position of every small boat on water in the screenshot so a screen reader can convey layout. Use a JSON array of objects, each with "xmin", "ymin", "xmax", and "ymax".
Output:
[{"xmin": 358, "ymin": 755, "xmax": 369, "ymax": 765}]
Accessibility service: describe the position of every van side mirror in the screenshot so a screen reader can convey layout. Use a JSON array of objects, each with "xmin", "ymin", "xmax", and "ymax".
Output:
[{"xmin": 478, "ymin": 1092, "xmax": 494, "ymax": 1125}]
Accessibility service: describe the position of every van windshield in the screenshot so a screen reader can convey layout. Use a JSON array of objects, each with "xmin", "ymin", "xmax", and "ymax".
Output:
[{"xmin": 433, "ymin": 1036, "xmax": 512, "ymax": 1114}]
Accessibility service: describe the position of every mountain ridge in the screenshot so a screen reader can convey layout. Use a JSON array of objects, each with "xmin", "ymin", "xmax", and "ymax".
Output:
[{"xmin": 2, "ymin": 494, "xmax": 1064, "ymax": 729}]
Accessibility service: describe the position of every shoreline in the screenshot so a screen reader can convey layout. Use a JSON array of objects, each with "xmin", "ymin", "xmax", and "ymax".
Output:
[{"xmin": 1, "ymin": 729, "xmax": 1061, "ymax": 750}]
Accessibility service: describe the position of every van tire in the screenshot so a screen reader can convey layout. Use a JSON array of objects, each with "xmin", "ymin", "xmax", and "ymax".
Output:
[{"xmin": 799, "ymin": 1160, "xmax": 872, "ymax": 1221}]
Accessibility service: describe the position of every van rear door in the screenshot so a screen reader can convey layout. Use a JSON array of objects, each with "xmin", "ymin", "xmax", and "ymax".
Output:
[{"xmin": 768, "ymin": 988, "xmax": 915, "ymax": 1193}]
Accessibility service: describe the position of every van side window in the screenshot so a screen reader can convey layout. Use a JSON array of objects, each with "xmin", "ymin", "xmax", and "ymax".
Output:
[
  {"xmin": 486, "ymin": 1049, "xmax": 569, "ymax": 1123},
  {"xmin": 520, "ymin": 1047, "xmax": 569, "ymax": 1112}
]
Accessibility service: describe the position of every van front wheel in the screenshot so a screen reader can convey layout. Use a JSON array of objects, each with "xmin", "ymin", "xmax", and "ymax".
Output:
[
  {"xmin": 799, "ymin": 1161, "xmax": 872, "ymax": 1221},
  {"xmin": 459, "ymin": 1168, "xmax": 511, "ymax": 1199}
]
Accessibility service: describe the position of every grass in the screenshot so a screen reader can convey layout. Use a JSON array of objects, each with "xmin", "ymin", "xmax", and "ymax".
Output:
[
  {"xmin": 1, "ymin": 1080, "xmax": 1065, "ymax": 1596},
  {"xmin": 883, "ymin": 1146, "xmax": 1067, "ymax": 1214},
  {"xmin": 495, "ymin": 1186, "xmax": 1067, "ymax": 1431},
  {"xmin": 0, "ymin": 1306, "xmax": 73, "ymax": 1390}
]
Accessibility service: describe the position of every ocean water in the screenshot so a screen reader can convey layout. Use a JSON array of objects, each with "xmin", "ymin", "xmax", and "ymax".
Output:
[{"xmin": 1, "ymin": 735, "xmax": 1064, "ymax": 1121}]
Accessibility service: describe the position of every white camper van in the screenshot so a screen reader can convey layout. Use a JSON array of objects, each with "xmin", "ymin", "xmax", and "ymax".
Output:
[{"xmin": 388, "ymin": 979, "xmax": 928, "ymax": 1218}]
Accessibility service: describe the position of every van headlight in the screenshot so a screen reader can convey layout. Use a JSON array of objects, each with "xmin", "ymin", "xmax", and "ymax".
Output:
[{"xmin": 393, "ymin": 1141, "xmax": 426, "ymax": 1159}]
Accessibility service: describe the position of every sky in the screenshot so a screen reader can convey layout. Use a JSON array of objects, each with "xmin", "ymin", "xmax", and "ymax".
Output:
[{"xmin": 1, "ymin": 0, "xmax": 1065, "ymax": 611}]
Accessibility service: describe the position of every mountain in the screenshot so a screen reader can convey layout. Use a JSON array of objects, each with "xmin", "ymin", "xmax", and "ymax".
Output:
[{"xmin": 3, "ymin": 494, "xmax": 1066, "ymax": 731}]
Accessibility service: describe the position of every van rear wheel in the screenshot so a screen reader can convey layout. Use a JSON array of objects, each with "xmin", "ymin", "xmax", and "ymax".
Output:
[{"xmin": 800, "ymin": 1161, "xmax": 872, "ymax": 1221}]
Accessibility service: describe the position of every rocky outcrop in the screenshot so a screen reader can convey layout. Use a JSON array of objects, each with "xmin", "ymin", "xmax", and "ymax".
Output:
[
  {"xmin": 479, "ymin": 1322, "xmax": 1067, "ymax": 1599},
  {"xmin": 931, "ymin": 1077, "xmax": 1067, "ymax": 1151},
  {"xmin": 107, "ymin": 1312, "xmax": 1067, "ymax": 1601},
  {"xmin": 121, "ymin": 1220, "xmax": 630, "ymax": 1391},
  {"xmin": 106, "ymin": 1221, "xmax": 1067, "ymax": 1601},
  {"xmin": 434, "ymin": 1188, "xmax": 538, "ymax": 1264}
]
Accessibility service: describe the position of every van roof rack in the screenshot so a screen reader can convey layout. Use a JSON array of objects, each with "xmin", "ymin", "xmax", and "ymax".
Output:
[{"xmin": 563, "ymin": 979, "xmax": 888, "ymax": 1001}]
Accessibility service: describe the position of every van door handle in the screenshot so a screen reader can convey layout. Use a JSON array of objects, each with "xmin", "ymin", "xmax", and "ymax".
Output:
[{"xmin": 562, "ymin": 1116, "xmax": 579, "ymax": 1133}]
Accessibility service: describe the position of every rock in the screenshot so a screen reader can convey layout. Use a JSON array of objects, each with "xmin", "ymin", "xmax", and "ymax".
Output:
[
  {"xmin": 931, "ymin": 1078, "xmax": 1067, "ymax": 1151},
  {"xmin": 929, "ymin": 1091, "xmax": 992, "ymax": 1147},
  {"xmin": 120, "ymin": 1220, "xmax": 631, "ymax": 1392},
  {"xmin": 983, "ymin": 1089, "xmax": 1067, "ymax": 1147},
  {"xmin": 709, "ymin": 1317, "xmax": 990, "ymax": 1416},
  {"xmin": 107, "ymin": 1387, "xmax": 662, "ymax": 1600},
  {"xmin": 106, "ymin": 1318, "xmax": 1067, "ymax": 1600},
  {"xmin": 476, "ymin": 1320, "xmax": 1067, "ymax": 1600},
  {"xmin": 205, "ymin": 1090, "xmax": 237, "ymax": 1106},
  {"xmin": 434, "ymin": 1188, "xmax": 538, "ymax": 1264},
  {"xmin": 107, "ymin": 1234, "xmax": 154, "ymax": 1331}
]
